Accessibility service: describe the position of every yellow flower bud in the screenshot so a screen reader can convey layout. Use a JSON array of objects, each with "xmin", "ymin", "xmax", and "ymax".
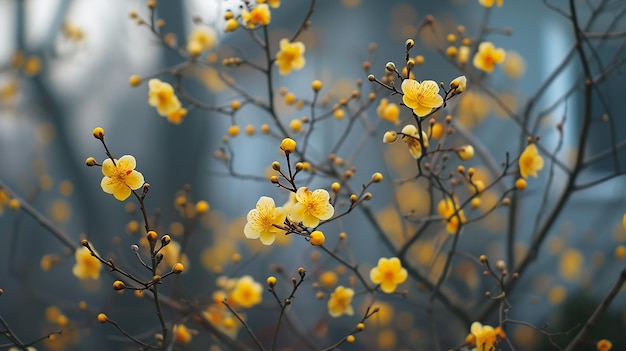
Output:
[
  {"xmin": 147, "ymin": 231, "xmax": 158, "ymax": 242},
  {"xmin": 92, "ymin": 127, "xmax": 105, "ymax": 140},
  {"xmin": 97, "ymin": 313, "xmax": 108, "ymax": 323},
  {"xmin": 449, "ymin": 75, "xmax": 467, "ymax": 93},
  {"xmin": 113, "ymin": 280, "xmax": 125, "ymax": 290},
  {"xmin": 331, "ymin": 182, "xmax": 341, "ymax": 193},
  {"xmin": 383, "ymin": 131, "xmax": 397, "ymax": 144},
  {"xmin": 356, "ymin": 323, "xmax": 364, "ymax": 331},
  {"xmin": 457, "ymin": 145, "xmax": 474, "ymax": 160},
  {"xmin": 8, "ymin": 198, "xmax": 20, "ymax": 211},
  {"xmin": 309, "ymin": 231, "xmax": 325, "ymax": 246},
  {"xmin": 515, "ymin": 178, "xmax": 527, "ymax": 190},
  {"xmin": 346, "ymin": 335, "xmax": 355, "ymax": 344},
  {"xmin": 172, "ymin": 263, "xmax": 185, "ymax": 274},
  {"xmin": 195, "ymin": 200, "xmax": 210, "ymax": 214},
  {"xmin": 228, "ymin": 125, "xmax": 240, "ymax": 137},
  {"xmin": 266, "ymin": 276, "xmax": 277, "ymax": 287},
  {"xmin": 371, "ymin": 172, "xmax": 383, "ymax": 183},
  {"xmin": 290, "ymin": 119, "xmax": 303, "ymax": 132},
  {"xmin": 85, "ymin": 157, "xmax": 97, "ymax": 166},
  {"xmin": 311, "ymin": 80, "xmax": 322, "ymax": 92},
  {"xmin": 280, "ymin": 138, "xmax": 296, "ymax": 153},
  {"xmin": 224, "ymin": 18, "xmax": 239, "ymax": 32}
]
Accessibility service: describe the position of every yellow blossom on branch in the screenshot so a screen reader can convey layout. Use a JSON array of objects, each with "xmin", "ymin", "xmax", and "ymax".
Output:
[
  {"xmin": 275, "ymin": 39, "xmax": 306, "ymax": 75},
  {"xmin": 186, "ymin": 25, "xmax": 217, "ymax": 56},
  {"xmin": 519, "ymin": 143, "xmax": 544, "ymax": 178},
  {"xmin": 478, "ymin": 0, "xmax": 503, "ymax": 8},
  {"xmin": 469, "ymin": 322, "xmax": 497, "ymax": 351},
  {"xmin": 148, "ymin": 79, "xmax": 182, "ymax": 117},
  {"xmin": 290, "ymin": 187, "xmax": 334, "ymax": 227},
  {"xmin": 242, "ymin": 4, "xmax": 271, "ymax": 28},
  {"xmin": 377, "ymin": 98, "xmax": 400, "ymax": 125},
  {"xmin": 244, "ymin": 196, "xmax": 287, "ymax": 245},
  {"xmin": 401, "ymin": 124, "xmax": 429, "ymax": 159},
  {"xmin": 437, "ymin": 197, "xmax": 466, "ymax": 234},
  {"xmin": 369, "ymin": 257, "xmax": 408, "ymax": 293},
  {"xmin": 473, "ymin": 42, "xmax": 506, "ymax": 73},
  {"xmin": 172, "ymin": 324, "xmax": 193, "ymax": 344},
  {"xmin": 327, "ymin": 285, "xmax": 354, "ymax": 317},
  {"xmin": 100, "ymin": 155, "xmax": 145, "ymax": 201},
  {"xmin": 401, "ymin": 79, "xmax": 443, "ymax": 117},
  {"xmin": 229, "ymin": 275, "xmax": 263, "ymax": 308},
  {"xmin": 72, "ymin": 245, "xmax": 101, "ymax": 280}
]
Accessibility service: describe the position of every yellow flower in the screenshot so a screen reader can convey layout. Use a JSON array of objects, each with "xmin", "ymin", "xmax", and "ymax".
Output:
[
  {"xmin": 437, "ymin": 197, "xmax": 466, "ymax": 234},
  {"xmin": 401, "ymin": 79, "xmax": 443, "ymax": 117},
  {"xmin": 369, "ymin": 257, "xmax": 407, "ymax": 293},
  {"xmin": 148, "ymin": 79, "xmax": 182, "ymax": 117},
  {"xmin": 473, "ymin": 42, "xmax": 506, "ymax": 73},
  {"xmin": 401, "ymin": 124, "xmax": 429, "ymax": 159},
  {"xmin": 597, "ymin": 339, "xmax": 613, "ymax": 351},
  {"xmin": 449, "ymin": 75, "xmax": 467, "ymax": 94},
  {"xmin": 327, "ymin": 285, "xmax": 354, "ymax": 317},
  {"xmin": 229, "ymin": 275, "xmax": 263, "ymax": 308},
  {"xmin": 244, "ymin": 196, "xmax": 287, "ymax": 245},
  {"xmin": 167, "ymin": 108, "xmax": 187, "ymax": 125},
  {"xmin": 290, "ymin": 187, "xmax": 334, "ymax": 227},
  {"xmin": 275, "ymin": 39, "xmax": 306, "ymax": 75},
  {"xmin": 519, "ymin": 143, "xmax": 544, "ymax": 178},
  {"xmin": 0, "ymin": 188, "xmax": 9, "ymax": 215},
  {"xmin": 377, "ymin": 98, "xmax": 400, "ymax": 124},
  {"xmin": 470, "ymin": 322, "xmax": 497, "ymax": 351},
  {"xmin": 478, "ymin": 0, "xmax": 503, "ymax": 8},
  {"xmin": 242, "ymin": 3, "xmax": 271, "ymax": 28},
  {"xmin": 100, "ymin": 155, "xmax": 145, "ymax": 201},
  {"xmin": 186, "ymin": 25, "xmax": 217, "ymax": 55},
  {"xmin": 172, "ymin": 324, "xmax": 193, "ymax": 344},
  {"xmin": 72, "ymin": 245, "xmax": 101, "ymax": 280}
]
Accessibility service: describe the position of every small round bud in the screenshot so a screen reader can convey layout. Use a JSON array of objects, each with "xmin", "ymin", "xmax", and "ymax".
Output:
[
  {"xmin": 405, "ymin": 38, "xmax": 415, "ymax": 50},
  {"xmin": 92, "ymin": 127, "xmax": 105, "ymax": 140},
  {"xmin": 113, "ymin": 280, "xmax": 125, "ymax": 290},
  {"xmin": 231, "ymin": 100, "xmax": 241, "ymax": 111},
  {"xmin": 270, "ymin": 175, "xmax": 279, "ymax": 184},
  {"xmin": 271, "ymin": 161, "xmax": 281, "ymax": 171},
  {"xmin": 147, "ymin": 0, "xmax": 156, "ymax": 9},
  {"xmin": 161, "ymin": 235, "xmax": 171, "ymax": 246},
  {"xmin": 371, "ymin": 172, "xmax": 383, "ymax": 183},
  {"xmin": 515, "ymin": 178, "xmax": 527, "ymax": 190},
  {"xmin": 367, "ymin": 74, "xmax": 376, "ymax": 82},
  {"xmin": 501, "ymin": 198, "xmax": 511, "ymax": 206},
  {"xmin": 298, "ymin": 267, "xmax": 306, "ymax": 277},
  {"xmin": 471, "ymin": 197, "xmax": 481, "ymax": 208},
  {"xmin": 356, "ymin": 323, "xmax": 365, "ymax": 331},
  {"xmin": 385, "ymin": 61, "xmax": 396, "ymax": 72},
  {"xmin": 350, "ymin": 194, "xmax": 358, "ymax": 203},
  {"xmin": 172, "ymin": 263, "xmax": 185, "ymax": 274},
  {"xmin": 266, "ymin": 276, "xmax": 277, "ymax": 287},
  {"xmin": 196, "ymin": 200, "xmax": 210, "ymax": 214},
  {"xmin": 280, "ymin": 138, "xmax": 296, "ymax": 153},
  {"xmin": 496, "ymin": 260, "xmax": 506, "ymax": 271},
  {"xmin": 295, "ymin": 162, "xmax": 304, "ymax": 172},
  {"xmin": 85, "ymin": 157, "xmax": 97, "ymax": 166},
  {"xmin": 331, "ymin": 182, "xmax": 341, "ymax": 193},
  {"xmin": 457, "ymin": 145, "xmax": 474, "ymax": 161},
  {"xmin": 309, "ymin": 231, "xmax": 325, "ymax": 246},
  {"xmin": 228, "ymin": 125, "xmax": 240, "ymax": 137},
  {"xmin": 147, "ymin": 231, "xmax": 158, "ymax": 242},
  {"xmin": 129, "ymin": 75, "xmax": 142, "ymax": 87},
  {"xmin": 346, "ymin": 335, "xmax": 355, "ymax": 344},
  {"xmin": 479, "ymin": 255, "xmax": 487, "ymax": 262},
  {"xmin": 97, "ymin": 313, "xmax": 108, "ymax": 323},
  {"xmin": 311, "ymin": 80, "xmax": 322, "ymax": 92},
  {"xmin": 383, "ymin": 131, "xmax": 397, "ymax": 143},
  {"xmin": 152, "ymin": 275, "xmax": 161, "ymax": 283},
  {"xmin": 339, "ymin": 232, "xmax": 347, "ymax": 240}
]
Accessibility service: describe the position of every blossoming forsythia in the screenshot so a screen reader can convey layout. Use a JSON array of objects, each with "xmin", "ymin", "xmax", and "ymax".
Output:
[
  {"xmin": 401, "ymin": 79, "xmax": 443, "ymax": 117},
  {"xmin": 244, "ymin": 196, "xmax": 287, "ymax": 245},
  {"xmin": 275, "ymin": 39, "xmax": 306, "ymax": 75},
  {"xmin": 369, "ymin": 257, "xmax": 408, "ymax": 293},
  {"xmin": 72, "ymin": 245, "xmax": 101, "ymax": 280},
  {"xmin": 290, "ymin": 187, "xmax": 334, "ymax": 227},
  {"xmin": 148, "ymin": 79, "xmax": 182, "ymax": 117},
  {"xmin": 327, "ymin": 285, "xmax": 354, "ymax": 317},
  {"xmin": 473, "ymin": 42, "xmax": 506, "ymax": 73},
  {"xmin": 100, "ymin": 155, "xmax": 145, "ymax": 201},
  {"xmin": 519, "ymin": 143, "xmax": 545, "ymax": 178}
]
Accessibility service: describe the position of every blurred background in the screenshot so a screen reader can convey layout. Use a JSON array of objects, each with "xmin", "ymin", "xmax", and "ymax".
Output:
[{"xmin": 0, "ymin": 0, "xmax": 625, "ymax": 350}]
